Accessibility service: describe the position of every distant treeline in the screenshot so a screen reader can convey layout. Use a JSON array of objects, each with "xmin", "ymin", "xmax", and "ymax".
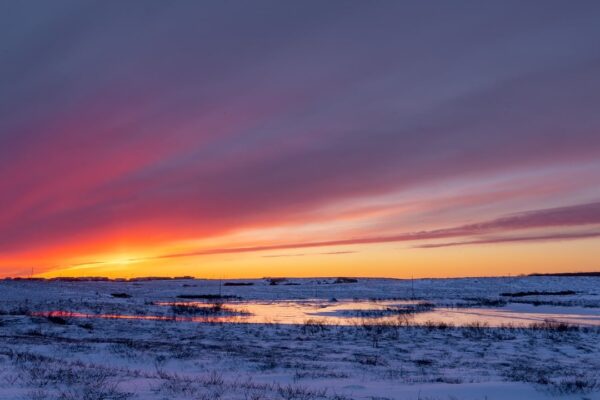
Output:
[
  {"xmin": 529, "ymin": 272, "xmax": 600, "ymax": 277},
  {"xmin": 2, "ymin": 276, "xmax": 361, "ymax": 284},
  {"xmin": 501, "ymin": 290, "xmax": 576, "ymax": 297},
  {"xmin": 2, "ymin": 276, "xmax": 196, "ymax": 282}
]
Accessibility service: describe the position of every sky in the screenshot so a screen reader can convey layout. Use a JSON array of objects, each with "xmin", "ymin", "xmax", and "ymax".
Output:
[{"xmin": 1, "ymin": 0, "xmax": 600, "ymax": 279}]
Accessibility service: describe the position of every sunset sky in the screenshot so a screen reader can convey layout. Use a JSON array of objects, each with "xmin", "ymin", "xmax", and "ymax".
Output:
[{"xmin": 1, "ymin": 1, "xmax": 600, "ymax": 278}]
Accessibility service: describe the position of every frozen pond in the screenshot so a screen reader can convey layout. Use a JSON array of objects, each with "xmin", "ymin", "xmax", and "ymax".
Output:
[{"xmin": 35, "ymin": 299, "xmax": 600, "ymax": 327}]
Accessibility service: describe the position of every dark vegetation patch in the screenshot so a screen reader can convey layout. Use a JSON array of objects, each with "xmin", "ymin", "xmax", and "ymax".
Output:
[
  {"xmin": 176, "ymin": 294, "xmax": 241, "ymax": 300},
  {"xmin": 170, "ymin": 303, "xmax": 250, "ymax": 316},
  {"xmin": 333, "ymin": 277, "xmax": 358, "ymax": 284},
  {"xmin": 46, "ymin": 315, "xmax": 68, "ymax": 325},
  {"xmin": 413, "ymin": 358, "xmax": 434, "ymax": 366},
  {"xmin": 462, "ymin": 297, "xmax": 507, "ymax": 307},
  {"xmin": 223, "ymin": 282, "xmax": 254, "ymax": 286},
  {"xmin": 529, "ymin": 319, "xmax": 578, "ymax": 332},
  {"xmin": 509, "ymin": 299, "xmax": 600, "ymax": 308},
  {"xmin": 171, "ymin": 303, "xmax": 224, "ymax": 315},
  {"xmin": 78, "ymin": 322, "xmax": 94, "ymax": 330},
  {"xmin": 352, "ymin": 302, "xmax": 434, "ymax": 318},
  {"xmin": 501, "ymin": 290, "xmax": 576, "ymax": 297},
  {"xmin": 266, "ymin": 278, "xmax": 288, "ymax": 285}
]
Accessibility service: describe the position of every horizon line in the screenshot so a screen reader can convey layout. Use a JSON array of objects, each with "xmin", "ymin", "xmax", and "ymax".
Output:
[{"xmin": 4, "ymin": 271, "xmax": 599, "ymax": 282}]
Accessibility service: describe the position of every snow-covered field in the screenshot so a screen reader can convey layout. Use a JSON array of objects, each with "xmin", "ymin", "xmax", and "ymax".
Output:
[{"xmin": 1, "ymin": 276, "xmax": 599, "ymax": 399}]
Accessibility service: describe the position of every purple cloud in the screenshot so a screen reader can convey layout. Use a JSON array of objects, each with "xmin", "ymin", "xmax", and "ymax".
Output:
[{"xmin": 414, "ymin": 231, "xmax": 600, "ymax": 249}]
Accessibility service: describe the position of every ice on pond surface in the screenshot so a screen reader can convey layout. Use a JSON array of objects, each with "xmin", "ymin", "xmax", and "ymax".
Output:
[{"xmin": 35, "ymin": 299, "xmax": 600, "ymax": 327}]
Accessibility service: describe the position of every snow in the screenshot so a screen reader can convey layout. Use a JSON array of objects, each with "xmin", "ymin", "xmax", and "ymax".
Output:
[{"xmin": 0, "ymin": 276, "xmax": 599, "ymax": 399}]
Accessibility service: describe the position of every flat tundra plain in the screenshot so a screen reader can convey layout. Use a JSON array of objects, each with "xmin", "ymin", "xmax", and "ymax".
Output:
[{"xmin": 1, "ymin": 276, "xmax": 599, "ymax": 400}]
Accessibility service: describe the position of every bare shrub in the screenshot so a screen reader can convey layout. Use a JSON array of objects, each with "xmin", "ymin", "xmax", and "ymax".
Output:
[
  {"xmin": 301, "ymin": 319, "xmax": 328, "ymax": 335},
  {"xmin": 529, "ymin": 319, "xmax": 578, "ymax": 332},
  {"xmin": 277, "ymin": 383, "xmax": 327, "ymax": 400}
]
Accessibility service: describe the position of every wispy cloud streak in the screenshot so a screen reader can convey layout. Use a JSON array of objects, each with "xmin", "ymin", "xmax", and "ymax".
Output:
[
  {"xmin": 414, "ymin": 231, "xmax": 600, "ymax": 249},
  {"xmin": 56, "ymin": 201, "xmax": 600, "ymax": 268}
]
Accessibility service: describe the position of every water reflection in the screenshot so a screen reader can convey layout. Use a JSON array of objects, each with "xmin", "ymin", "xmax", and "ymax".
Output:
[{"xmin": 32, "ymin": 299, "xmax": 600, "ymax": 327}]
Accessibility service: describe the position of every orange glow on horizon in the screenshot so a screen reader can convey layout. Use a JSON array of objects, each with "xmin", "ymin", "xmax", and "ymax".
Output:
[{"xmin": 10, "ymin": 231, "xmax": 596, "ymax": 280}]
